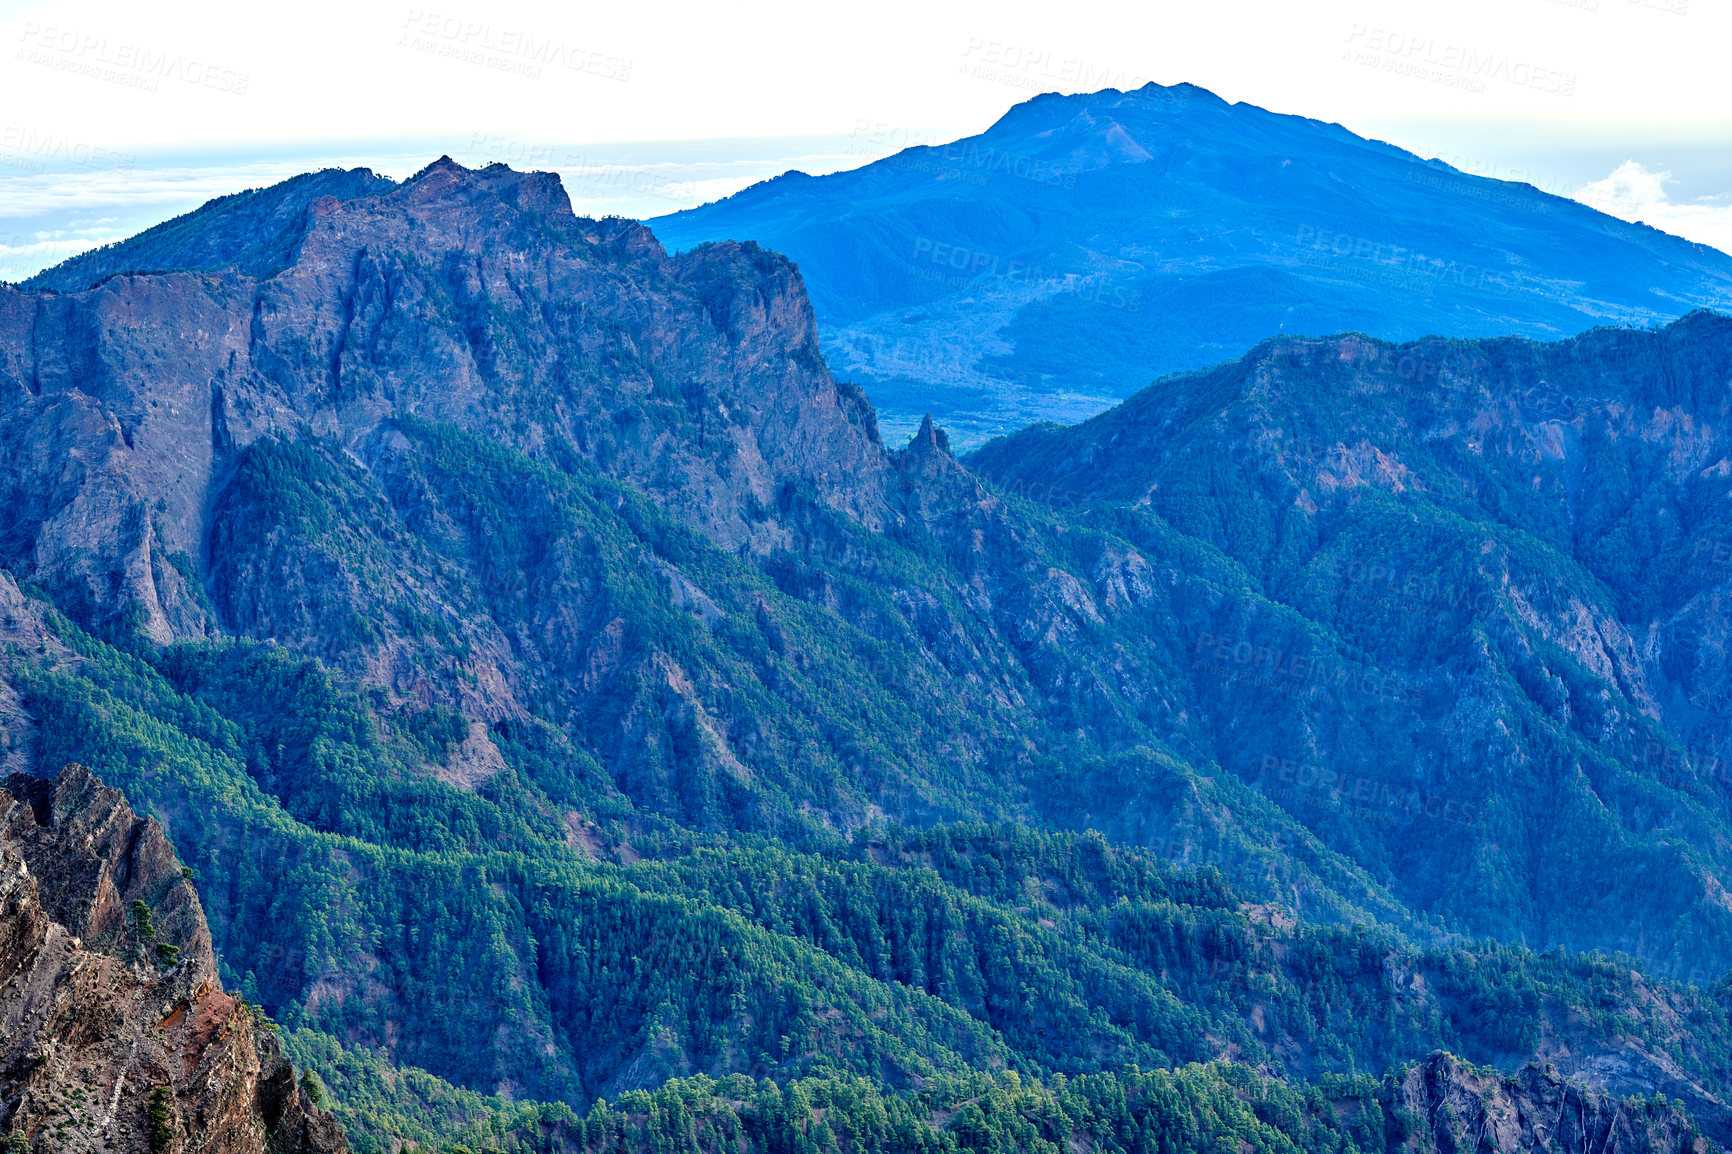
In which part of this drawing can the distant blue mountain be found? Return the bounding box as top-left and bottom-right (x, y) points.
(650, 83), (1732, 445)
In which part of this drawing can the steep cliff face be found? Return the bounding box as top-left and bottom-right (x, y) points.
(0, 763), (345, 1153)
(0, 158), (887, 654)
(1392, 1053), (1712, 1154)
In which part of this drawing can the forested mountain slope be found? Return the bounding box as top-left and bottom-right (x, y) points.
(5, 158), (1732, 1150)
(971, 314), (1732, 978)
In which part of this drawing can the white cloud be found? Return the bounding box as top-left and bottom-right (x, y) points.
(1576, 161), (1732, 257)
(0, 235), (102, 273)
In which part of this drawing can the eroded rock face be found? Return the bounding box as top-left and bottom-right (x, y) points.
(0, 158), (888, 651)
(1392, 1052), (1713, 1154)
(0, 763), (346, 1153)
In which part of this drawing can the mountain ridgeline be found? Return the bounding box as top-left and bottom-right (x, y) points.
(650, 82), (1732, 445)
(2, 155), (1732, 1152)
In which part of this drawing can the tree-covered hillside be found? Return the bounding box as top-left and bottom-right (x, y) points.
(8, 159), (1732, 1150)
(11, 585), (1732, 1148)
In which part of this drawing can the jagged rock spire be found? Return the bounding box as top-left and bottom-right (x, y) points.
(908, 413), (952, 456)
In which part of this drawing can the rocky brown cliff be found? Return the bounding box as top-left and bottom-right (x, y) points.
(0, 763), (345, 1153)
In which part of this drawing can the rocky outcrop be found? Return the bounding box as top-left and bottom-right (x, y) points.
(0, 763), (346, 1152)
(1390, 1052), (1714, 1154)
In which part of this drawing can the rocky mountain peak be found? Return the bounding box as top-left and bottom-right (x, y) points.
(397, 155), (576, 221)
(2, 764), (215, 972)
(652, 82), (1732, 444)
(0, 157), (896, 650)
(908, 413), (953, 456)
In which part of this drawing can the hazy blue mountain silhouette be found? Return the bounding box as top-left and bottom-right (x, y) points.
(650, 82), (1732, 446)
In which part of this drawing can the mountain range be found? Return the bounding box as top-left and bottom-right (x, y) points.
(6, 142), (1732, 1153)
(650, 83), (1732, 445)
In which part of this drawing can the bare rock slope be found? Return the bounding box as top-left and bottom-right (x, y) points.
(0, 763), (345, 1153)
(1397, 1052), (1712, 1154)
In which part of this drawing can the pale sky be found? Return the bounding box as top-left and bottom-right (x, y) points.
(3, 0), (1730, 279)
